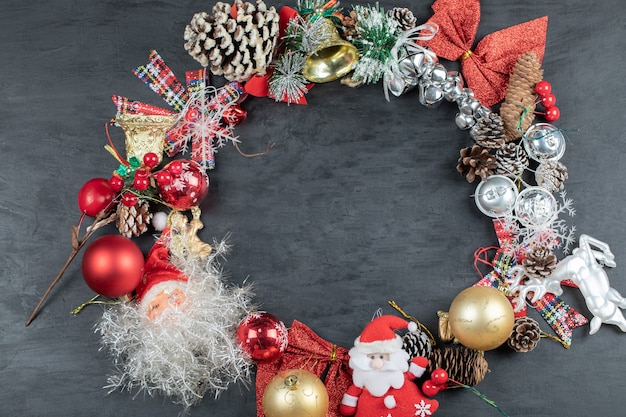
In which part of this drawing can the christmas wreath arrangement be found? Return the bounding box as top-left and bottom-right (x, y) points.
(25, 0), (626, 416)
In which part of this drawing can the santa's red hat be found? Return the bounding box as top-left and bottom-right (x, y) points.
(354, 315), (417, 354)
(134, 229), (188, 305)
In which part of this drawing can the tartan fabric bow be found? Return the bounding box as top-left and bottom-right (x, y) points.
(255, 320), (352, 417)
(420, 0), (548, 106)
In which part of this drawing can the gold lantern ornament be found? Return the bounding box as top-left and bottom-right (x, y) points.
(262, 369), (329, 417)
(301, 18), (359, 83)
(114, 113), (178, 164)
(447, 286), (515, 351)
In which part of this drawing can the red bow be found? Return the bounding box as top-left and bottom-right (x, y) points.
(420, 0), (547, 106)
(255, 320), (352, 417)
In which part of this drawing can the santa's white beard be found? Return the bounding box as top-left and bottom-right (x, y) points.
(96, 240), (254, 409)
(349, 350), (410, 397)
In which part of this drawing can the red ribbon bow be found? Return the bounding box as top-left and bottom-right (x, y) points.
(421, 0), (548, 106)
(255, 320), (352, 417)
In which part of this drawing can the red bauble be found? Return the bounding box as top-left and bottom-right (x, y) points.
(156, 160), (209, 210)
(78, 178), (115, 217)
(236, 312), (288, 362)
(544, 106), (561, 122)
(540, 93), (556, 109)
(81, 235), (144, 298)
(535, 80), (552, 96)
(222, 105), (247, 126)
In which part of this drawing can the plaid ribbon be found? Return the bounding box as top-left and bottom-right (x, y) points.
(132, 50), (188, 111)
(477, 247), (587, 348)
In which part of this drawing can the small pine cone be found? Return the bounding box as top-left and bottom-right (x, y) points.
(507, 316), (541, 352)
(536, 160), (568, 192)
(469, 112), (506, 149)
(341, 10), (358, 39)
(427, 346), (489, 386)
(500, 52), (544, 142)
(456, 144), (497, 183)
(523, 245), (557, 278)
(387, 7), (417, 31)
(116, 201), (152, 238)
(402, 330), (433, 360)
(495, 142), (529, 177)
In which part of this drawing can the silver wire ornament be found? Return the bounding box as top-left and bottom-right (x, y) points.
(523, 123), (567, 161)
(474, 175), (519, 217)
(514, 186), (557, 227)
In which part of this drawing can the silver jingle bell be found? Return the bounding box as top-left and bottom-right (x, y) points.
(443, 71), (464, 102)
(474, 175), (519, 217)
(387, 53), (429, 97)
(430, 63), (448, 83)
(455, 112), (476, 130)
(419, 81), (444, 108)
(514, 186), (557, 227)
(523, 123), (567, 162)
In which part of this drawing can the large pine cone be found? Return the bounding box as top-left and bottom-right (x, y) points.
(495, 142), (529, 178)
(184, 0), (279, 82)
(507, 316), (541, 352)
(469, 112), (506, 149)
(402, 330), (433, 360)
(116, 201), (152, 238)
(427, 346), (489, 386)
(500, 52), (544, 141)
(387, 7), (417, 31)
(456, 144), (497, 183)
(522, 245), (557, 278)
(536, 160), (568, 192)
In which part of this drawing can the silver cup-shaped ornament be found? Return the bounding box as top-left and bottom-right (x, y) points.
(514, 186), (558, 227)
(474, 175), (519, 218)
(523, 123), (566, 162)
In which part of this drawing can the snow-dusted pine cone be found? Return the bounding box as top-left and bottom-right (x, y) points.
(536, 160), (569, 192)
(116, 201), (152, 238)
(387, 7), (417, 31)
(456, 144), (497, 183)
(183, 0), (279, 82)
(523, 245), (557, 278)
(495, 142), (529, 177)
(341, 10), (359, 39)
(469, 112), (506, 149)
(402, 330), (433, 360)
(507, 316), (541, 352)
(427, 346), (489, 386)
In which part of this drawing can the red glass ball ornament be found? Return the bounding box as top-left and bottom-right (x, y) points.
(222, 105), (247, 126)
(109, 175), (125, 192)
(143, 152), (160, 169)
(133, 174), (150, 191)
(540, 93), (556, 109)
(544, 106), (560, 122)
(535, 80), (552, 96)
(236, 312), (288, 362)
(156, 160), (209, 210)
(78, 178), (115, 217)
(121, 192), (138, 207)
(421, 380), (441, 397)
(81, 234), (144, 298)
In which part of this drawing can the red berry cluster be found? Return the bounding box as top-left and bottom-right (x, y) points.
(535, 80), (560, 122)
(108, 152), (161, 207)
(421, 368), (449, 397)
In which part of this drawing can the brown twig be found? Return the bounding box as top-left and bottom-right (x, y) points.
(25, 211), (117, 326)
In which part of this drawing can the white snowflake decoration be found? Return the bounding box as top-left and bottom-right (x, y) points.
(414, 399), (434, 417)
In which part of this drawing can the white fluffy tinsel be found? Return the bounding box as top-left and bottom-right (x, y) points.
(96, 239), (254, 409)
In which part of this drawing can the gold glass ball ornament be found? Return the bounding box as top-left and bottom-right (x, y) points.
(262, 369), (329, 417)
(448, 286), (515, 351)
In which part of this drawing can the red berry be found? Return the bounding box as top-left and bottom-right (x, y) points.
(134, 168), (149, 178)
(431, 369), (449, 386)
(535, 80), (552, 96)
(109, 175), (125, 192)
(421, 380), (441, 397)
(121, 192), (138, 207)
(540, 93), (556, 109)
(167, 160), (183, 176)
(143, 152), (160, 169)
(133, 175), (150, 191)
(155, 170), (173, 186)
(544, 106), (560, 122)
(78, 178), (115, 217)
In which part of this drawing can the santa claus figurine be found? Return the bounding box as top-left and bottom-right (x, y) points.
(339, 315), (447, 417)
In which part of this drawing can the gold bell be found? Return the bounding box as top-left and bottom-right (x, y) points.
(115, 113), (178, 164)
(301, 18), (359, 83)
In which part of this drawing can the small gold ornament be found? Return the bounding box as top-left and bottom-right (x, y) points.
(115, 113), (178, 164)
(262, 369), (329, 417)
(447, 286), (515, 351)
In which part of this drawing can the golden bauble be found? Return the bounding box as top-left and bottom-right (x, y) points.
(448, 286), (515, 351)
(262, 369), (329, 417)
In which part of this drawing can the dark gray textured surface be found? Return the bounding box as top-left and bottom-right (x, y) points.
(1, 0), (625, 416)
